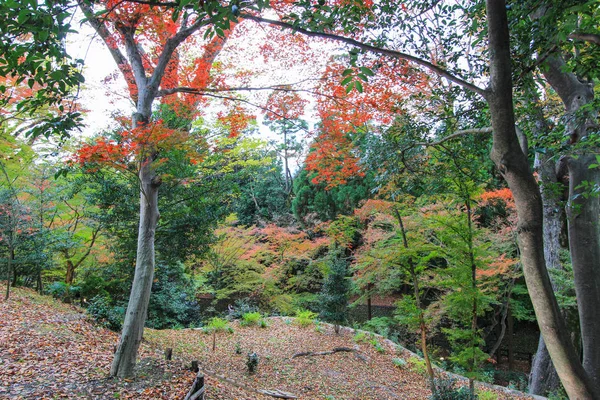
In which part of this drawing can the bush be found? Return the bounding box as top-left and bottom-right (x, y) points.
(240, 312), (262, 326)
(408, 356), (428, 376)
(392, 358), (407, 369)
(429, 377), (473, 400)
(146, 262), (201, 329)
(205, 317), (230, 333)
(86, 295), (125, 331)
(227, 298), (259, 320)
(477, 390), (497, 400)
(294, 309), (317, 327)
(47, 281), (80, 302)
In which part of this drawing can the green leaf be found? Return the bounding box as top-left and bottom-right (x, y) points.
(340, 76), (353, 86)
(355, 81), (363, 93)
(342, 68), (353, 77)
(345, 81), (355, 93)
(359, 66), (375, 77)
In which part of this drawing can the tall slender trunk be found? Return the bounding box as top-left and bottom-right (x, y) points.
(395, 208), (435, 391)
(465, 198), (478, 396)
(110, 158), (160, 378)
(5, 243), (13, 300)
(529, 152), (564, 395)
(541, 53), (600, 395)
(485, 1), (597, 398)
(567, 155), (600, 393)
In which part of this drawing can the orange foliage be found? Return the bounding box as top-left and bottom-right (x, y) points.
(479, 188), (514, 205)
(72, 120), (197, 172)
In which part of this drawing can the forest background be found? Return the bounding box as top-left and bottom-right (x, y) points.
(1, 0), (599, 398)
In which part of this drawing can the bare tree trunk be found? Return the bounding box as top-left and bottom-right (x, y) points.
(5, 244), (12, 300)
(110, 140), (161, 378)
(567, 155), (600, 393)
(529, 152), (564, 395)
(485, 1), (597, 398)
(541, 53), (600, 395)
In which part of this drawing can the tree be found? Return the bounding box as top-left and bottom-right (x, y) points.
(319, 250), (350, 334)
(247, 2), (596, 397)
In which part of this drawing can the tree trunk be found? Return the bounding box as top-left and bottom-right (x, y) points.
(529, 152), (565, 395)
(507, 305), (514, 371)
(567, 155), (600, 393)
(485, 1), (597, 398)
(5, 244), (13, 300)
(65, 259), (75, 285)
(540, 53), (600, 395)
(110, 146), (161, 378)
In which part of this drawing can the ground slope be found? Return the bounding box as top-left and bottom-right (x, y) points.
(1, 288), (539, 399)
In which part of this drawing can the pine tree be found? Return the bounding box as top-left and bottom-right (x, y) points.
(319, 252), (350, 334)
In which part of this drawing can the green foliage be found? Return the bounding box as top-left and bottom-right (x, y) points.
(429, 377), (473, 400)
(392, 358), (407, 369)
(292, 168), (375, 224)
(477, 390), (497, 400)
(86, 295), (125, 331)
(240, 311), (262, 326)
(294, 309), (317, 327)
(353, 331), (368, 343)
(0, 0), (84, 138)
(47, 281), (79, 301)
(361, 317), (394, 339)
(206, 317), (230, 333)
(408, 356), (428, 376)
(146, 263), (201, 329)
(319, 252), (350, 330)
(227, 298), (259, 320)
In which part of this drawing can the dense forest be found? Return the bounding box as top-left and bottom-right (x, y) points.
(1, 0), (599, 399)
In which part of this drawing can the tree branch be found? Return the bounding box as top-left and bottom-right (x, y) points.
(77, 1), (137, 98)
(569, 32), (600, 46)
(242, 14), (487, 97)
(415, 127), (493, 146)
(145, 17), (211, 103)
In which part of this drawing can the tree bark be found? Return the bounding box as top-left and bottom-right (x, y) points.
(485, 1), (597, 398)
(540, 53), (600, 395)
(110, 125), (161, 377)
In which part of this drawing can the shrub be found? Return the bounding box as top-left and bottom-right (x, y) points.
(294, 309), (317, 327)
(240, 312), (262, 326)
(478, 390), (498, 400)
(206, 317), (230, 333)
(408, 356), (428, 376)
(353, 331), (368, 343)
(227, 298), (259, 320)
(392, 358), (407, 369)
(86, 295), (125, 331)
(429, 377), (473, 400)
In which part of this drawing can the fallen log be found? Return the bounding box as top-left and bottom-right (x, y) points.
(291, 346), (358, 359)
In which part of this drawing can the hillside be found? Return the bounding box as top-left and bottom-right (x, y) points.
(1, 289), (539, 399)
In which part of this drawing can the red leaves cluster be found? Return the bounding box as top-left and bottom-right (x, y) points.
(217, 105), (256, 138)
(73, 120), (195, 172)
(265, 90), (308, 121)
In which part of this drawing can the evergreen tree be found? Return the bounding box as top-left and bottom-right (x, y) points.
(319, 251), (350, 334)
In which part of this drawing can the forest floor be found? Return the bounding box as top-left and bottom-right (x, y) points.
(1, 288), (539, 399)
